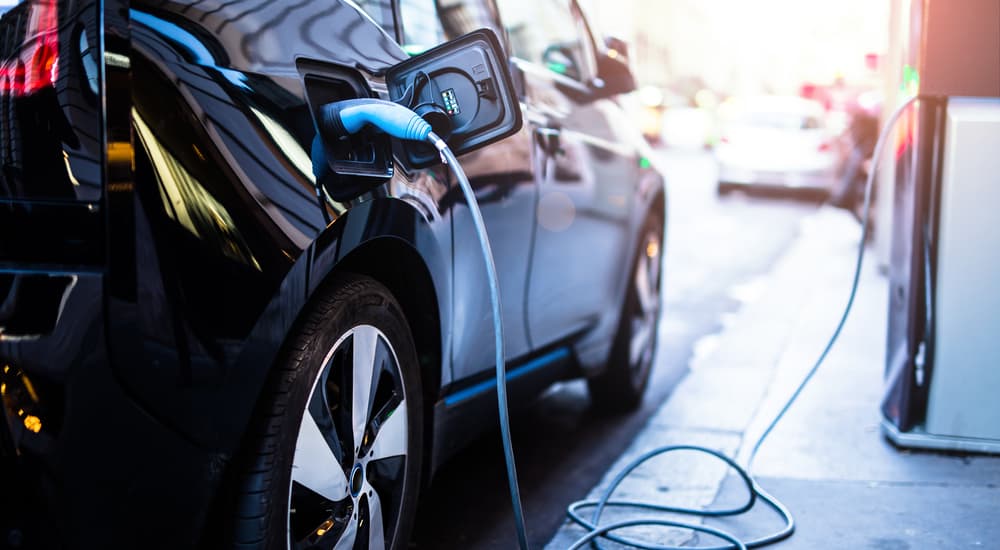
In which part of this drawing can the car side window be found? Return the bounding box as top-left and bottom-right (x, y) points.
(398, 0), (446, 52)
(353, 0), (396, 32)
(493, 0), (594, 82)
(397, 0), (505, 54)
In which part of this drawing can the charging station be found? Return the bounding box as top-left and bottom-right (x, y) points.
(881, 0), (1000, 453)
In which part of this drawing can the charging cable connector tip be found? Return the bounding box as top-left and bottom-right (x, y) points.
(428, 133), (449, 165)
(321, 98), (432, 142)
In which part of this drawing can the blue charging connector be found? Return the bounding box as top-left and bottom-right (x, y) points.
(320, 98), (434, 143)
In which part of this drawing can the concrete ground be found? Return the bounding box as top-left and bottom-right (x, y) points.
(546, 204), (1000, 550)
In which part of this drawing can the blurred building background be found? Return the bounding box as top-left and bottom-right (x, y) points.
(578, 0), (907, 263)
(579, 0), (889, 97)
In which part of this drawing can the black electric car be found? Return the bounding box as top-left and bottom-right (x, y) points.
(0, 0), (666, 548)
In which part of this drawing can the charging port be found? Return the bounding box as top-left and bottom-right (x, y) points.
(386, 29), (522, 168)
(298, 62), (394, 200)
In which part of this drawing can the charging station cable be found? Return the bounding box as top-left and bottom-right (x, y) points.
(322, 94), (917, 550)
(320, 98), (530, 550)
(432, 135), (532, 550)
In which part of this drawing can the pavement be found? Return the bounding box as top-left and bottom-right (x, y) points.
(546, 204), (1000, 550)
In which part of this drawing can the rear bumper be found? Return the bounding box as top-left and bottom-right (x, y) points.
(1, 273), (225, 549)
(718, 165), (836, 190)
(1, 353), (227, 549)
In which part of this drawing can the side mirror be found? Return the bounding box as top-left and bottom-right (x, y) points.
(386, 28), (522, 168)
(542, 43), (583, 81)
(604, 36), (629, 62)
(593, 36), (636, 98)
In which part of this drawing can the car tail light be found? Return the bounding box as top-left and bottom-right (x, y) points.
(1, 0), (59, 97)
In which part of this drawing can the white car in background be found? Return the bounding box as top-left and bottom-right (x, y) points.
(715, 96), (837, 195)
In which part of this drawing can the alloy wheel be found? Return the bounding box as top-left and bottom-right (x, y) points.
(288, 325), (409, 550)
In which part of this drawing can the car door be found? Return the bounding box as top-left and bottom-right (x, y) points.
(493, 0), (639, 356)
(391, 0), (538, 383)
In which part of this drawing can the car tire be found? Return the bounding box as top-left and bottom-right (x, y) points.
(231, 274), (422, 550)
(588, 210), (664, 412)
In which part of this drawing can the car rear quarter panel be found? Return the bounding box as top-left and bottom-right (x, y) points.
(109, 0), (455, 452)
(13, 1), (453, 544)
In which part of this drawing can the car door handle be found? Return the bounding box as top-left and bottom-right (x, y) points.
(534, 126), (562, 156)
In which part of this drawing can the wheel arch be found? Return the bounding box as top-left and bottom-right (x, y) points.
(572, 168), (667, 376)
(635, 172), (667, 296)
(305, 197), (450, 488)
(641, 166), (668, 231)
(627, 167), (667, 298)
(333, 236), (444, 412)
(203, 198), (451, 546)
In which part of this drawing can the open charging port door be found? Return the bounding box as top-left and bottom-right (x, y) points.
(386, 28), (522, 168)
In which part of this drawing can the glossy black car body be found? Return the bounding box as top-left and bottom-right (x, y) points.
(0, 0), (665, 547)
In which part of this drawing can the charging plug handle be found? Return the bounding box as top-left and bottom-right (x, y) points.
(320, 98), (433, 142)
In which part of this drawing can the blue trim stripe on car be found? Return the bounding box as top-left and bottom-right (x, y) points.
(443, 347), (571, 407)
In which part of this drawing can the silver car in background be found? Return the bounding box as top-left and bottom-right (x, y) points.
(715, 96), (837, 195)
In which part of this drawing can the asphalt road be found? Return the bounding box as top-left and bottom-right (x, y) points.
(410, 149), (823, 549)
